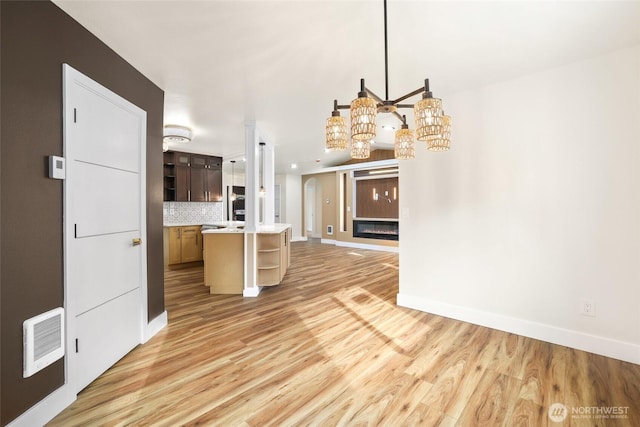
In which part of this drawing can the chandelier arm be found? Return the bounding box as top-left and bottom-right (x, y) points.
(395, 104), (415, 109)
(364, 87), (385, 104)
(391, 111), (405, 123)
(392, 87), (425, 104)
(335, 104), (351, 110)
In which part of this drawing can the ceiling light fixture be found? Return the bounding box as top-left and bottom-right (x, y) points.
(325, 0), (451, 160)
(163, 125), (193, 143)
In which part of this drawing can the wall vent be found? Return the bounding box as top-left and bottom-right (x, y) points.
(23, 307), (65, 378)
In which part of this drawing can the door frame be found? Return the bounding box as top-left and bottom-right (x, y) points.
(62, 63), (148, 394)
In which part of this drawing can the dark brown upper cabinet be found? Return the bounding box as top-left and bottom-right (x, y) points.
(163, 151), (223, 202)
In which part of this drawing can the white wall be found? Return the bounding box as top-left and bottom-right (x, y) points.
(398, 45), (640, 364)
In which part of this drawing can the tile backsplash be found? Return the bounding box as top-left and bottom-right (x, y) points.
(163, 202), (223, 225)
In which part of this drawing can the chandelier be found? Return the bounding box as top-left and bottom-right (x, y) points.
(325, 0), (451, 160)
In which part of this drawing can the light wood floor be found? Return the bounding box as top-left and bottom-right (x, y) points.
(49, 239), (640, 426)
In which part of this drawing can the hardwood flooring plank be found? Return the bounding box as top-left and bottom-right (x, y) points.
(455, 369), (522, 426)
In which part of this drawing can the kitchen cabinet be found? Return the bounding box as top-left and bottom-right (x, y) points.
(257, 228), (290, 286)
(164, 226), (203, 265)
(203, 232), (244, 294)
(206, 156), (223, 202)
(163, 151), (222, 202)
(189, 154), (207, 202)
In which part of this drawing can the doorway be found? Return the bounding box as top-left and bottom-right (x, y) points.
(304, 178), (322, 238)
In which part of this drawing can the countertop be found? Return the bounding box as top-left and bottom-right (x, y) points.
(201, 223), (291, 234)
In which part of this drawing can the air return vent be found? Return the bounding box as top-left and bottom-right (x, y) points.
(23, 307), (65, 378)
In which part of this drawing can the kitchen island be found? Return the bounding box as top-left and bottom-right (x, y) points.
(202, 223), (291, 295)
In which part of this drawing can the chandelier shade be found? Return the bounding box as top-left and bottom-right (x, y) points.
(394, 118), (415, 160)
(324, 0), (452, 160)
(350, 95), (377, 141)
(428, 114), (451, 151)
(414, 97), (443, 141)
(350, 139), (371, 159)
(325, 105), (348, 151)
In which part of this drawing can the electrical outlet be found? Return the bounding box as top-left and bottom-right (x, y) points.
(580, 298), (596, 317)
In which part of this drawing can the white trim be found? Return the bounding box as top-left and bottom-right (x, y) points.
(143, 311), (168, 343)
(311, 233), (322, 239)
(334, 240), (399, 253)
(291, 236), (307, 242)
(6, 384), (75, 427)
(304, 158), (398, 175)
(397, 293), (640, 365)
(320, 239), (336, 245)
(243, 286), (262, 297)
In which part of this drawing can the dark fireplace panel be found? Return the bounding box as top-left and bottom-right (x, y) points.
(353, 220), (399, 241)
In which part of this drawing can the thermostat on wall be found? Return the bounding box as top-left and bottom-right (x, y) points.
(49, 156), (66, 179)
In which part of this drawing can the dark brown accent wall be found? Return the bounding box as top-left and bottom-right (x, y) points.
(0, 1), (164, 425)
(355, 177), (399, 219)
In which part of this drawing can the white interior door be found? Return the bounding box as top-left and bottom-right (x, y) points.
(63, 64), (147, 393)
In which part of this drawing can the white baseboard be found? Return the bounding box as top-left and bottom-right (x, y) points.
(335, 240), (399, 253)
(143, 310), (168, 343)
(243, 286), (261, 297)
(7, 383), (76, 427)
(396, 293), (640, 365)
(291, 236), (307, 242)
(320, 239), (336, 245)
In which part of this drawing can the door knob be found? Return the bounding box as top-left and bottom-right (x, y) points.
(132, 238), (142, 246)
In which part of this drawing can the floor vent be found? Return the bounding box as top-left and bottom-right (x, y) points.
(23, 307), (65, 378)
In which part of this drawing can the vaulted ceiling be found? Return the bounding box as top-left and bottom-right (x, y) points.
(53, 0), (640, 174)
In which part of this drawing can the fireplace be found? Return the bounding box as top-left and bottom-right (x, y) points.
(353, 220), (399, 241)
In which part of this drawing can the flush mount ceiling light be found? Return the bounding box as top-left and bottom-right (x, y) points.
(325, 0), (451, 160)
(163, 125), (193, 143)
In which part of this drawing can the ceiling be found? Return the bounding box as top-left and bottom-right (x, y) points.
(53, 0), (640, 175)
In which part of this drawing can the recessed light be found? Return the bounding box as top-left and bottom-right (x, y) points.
(382, 125), (396, 131)
(370, 140), (376, 144)
(291, 163), (297, 169)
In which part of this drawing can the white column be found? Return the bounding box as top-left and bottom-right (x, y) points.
(263, 143), (275, 225)
(244, 122), (259, 232)
(243, 122), (260, 296)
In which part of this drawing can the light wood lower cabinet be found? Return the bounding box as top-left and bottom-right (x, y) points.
(203, 232), (244, 294)
(257, 228), (290, 286)
(164, 226), (203, 266)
